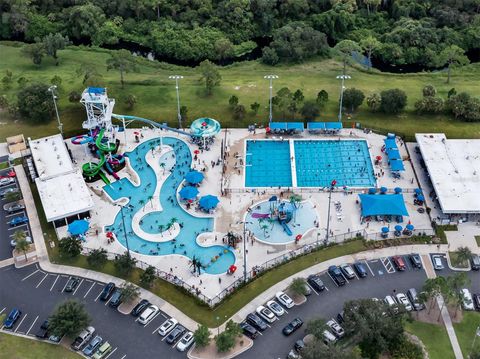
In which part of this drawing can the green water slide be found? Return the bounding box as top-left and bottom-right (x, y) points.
(82, 151), (110, 185)
(95, 128), (117, 152)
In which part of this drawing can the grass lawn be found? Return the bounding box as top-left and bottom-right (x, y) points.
(405, 320), (455, 359)
(0, 332), (81, 359)
(475, 236), (480, 247)
(448, 252), (470, 269)
(1, 42), (480, 140)
(453, 311), (480, 358)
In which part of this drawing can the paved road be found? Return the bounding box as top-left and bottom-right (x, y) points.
(429, 253), (480, 292)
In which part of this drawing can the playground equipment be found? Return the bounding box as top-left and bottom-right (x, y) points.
(252, 200), (295, 236)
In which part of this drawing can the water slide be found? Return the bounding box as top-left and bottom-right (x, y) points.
(95, 128), (117, 152)
(82, 150), (110, 185)
(281, 221), (293, 236)
(111, 114), (195, 137)
(252, 213), (270, 219)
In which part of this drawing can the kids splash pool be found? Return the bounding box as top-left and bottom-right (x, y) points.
(102, 137), (235, 274)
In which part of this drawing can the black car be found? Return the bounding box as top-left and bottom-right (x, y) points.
(246, 313), (267, 331)
(165, 325), (185, 345)
(282, 317), (303, 336)
(307, 275), (325, 291)
(131, 299), (150, 316)
(328, 266), (346, 286)
(35, 320), (49, 339)
(100, 282), (116, 301)
(109, 289), (123, 308)
(64, 277), (80, 292)
(353, 262), (368, 278)
(409, 254), (422, 269)
(473, 294), (480, 310)
(240, 321), (258, 339)
(294, 339), (305, 352)
(471, 255), (480, 271)
(336, 311), (344, 324)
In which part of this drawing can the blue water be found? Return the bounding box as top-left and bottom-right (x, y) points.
(245, 140), (292, 187)
(103, 137), (235, 274)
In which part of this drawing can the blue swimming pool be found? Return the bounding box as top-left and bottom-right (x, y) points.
(103, 137), (235, 274)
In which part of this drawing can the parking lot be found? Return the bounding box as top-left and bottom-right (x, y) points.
(429, 253), (480, 293)
(0, 264), (187, 358)
(0, 167), (31, 261)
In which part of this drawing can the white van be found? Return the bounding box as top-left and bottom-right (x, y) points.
(138, 305), (159, 325)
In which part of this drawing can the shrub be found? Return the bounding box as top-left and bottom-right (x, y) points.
(380, 89), (407, 114)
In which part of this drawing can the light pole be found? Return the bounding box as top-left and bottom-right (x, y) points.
(264, 75), (278, 122)
(169, 75), (184, 129)
(325, 180), (337, 244)
(336, 74), (351, 122)
(470, 325), (480, 357)
(237, 220), (253, 283)
(48, 85), (63, 137)
(116, 204), (131, 258)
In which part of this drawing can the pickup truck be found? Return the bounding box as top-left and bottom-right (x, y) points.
(35, 320), (49, 339)
(71, 326), (95, 350)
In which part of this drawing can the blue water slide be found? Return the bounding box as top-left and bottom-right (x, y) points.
(281, 221), (293, 236)
(111, 114), (196, 137)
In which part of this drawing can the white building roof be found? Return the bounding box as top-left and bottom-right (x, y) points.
(416, 133), (480, 214)
(29, 134), (74, 180)
(35, 170), (94, 222)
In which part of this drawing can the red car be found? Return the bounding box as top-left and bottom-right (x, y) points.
(0, 170), (16, 179)
(392, 256), (406, 271)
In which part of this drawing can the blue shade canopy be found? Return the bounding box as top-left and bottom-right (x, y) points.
(394, 187), (402, 194)
(359, 194), (409, 217)
(394, 225), (403, 231)
(382, 227), (389, 233)
(417, 195), (425, 201)
(68, 219), (89, 235)
(185, 170), (204, 184)
(325, 122), (343, 129)
(269, 122), (288, 130)
(199, 195), (220, 210)
(414, 188), (422, 194)
(384, 138), (397, 149)
(368, 188), (377, 194)
(307, 122), (325, 130)
(286, 122), (304, 131)
(269, 196), (278, 202)
(380, 186), (388, 193)
(179, 186), (199, 200)
(386, 148), (401, 159)
(390, 159), (405, 171)
(406, 224), (414, 230)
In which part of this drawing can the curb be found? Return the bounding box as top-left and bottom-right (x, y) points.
(187, 336), (253, 359)
(445, 253), (471, 272)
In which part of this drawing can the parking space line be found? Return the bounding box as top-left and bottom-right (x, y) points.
(50, 275), (60, 291)
(14, 313), (28, 332)
(364, 260), (375, 277)
(381, 257), (395, 274)
(144, 312), (162, 328)
(85, 279), (93, 284)
(120, 355), (126, 359)
(104, 347), (117, 359)
(72, 279), (84, 295)
(84, 282), (96, 298)
(61, 277), (71, 292)
(35, 273), (49, 288)
(8, 224), (27, 231)
(324, 286), (329, 292)
(161, 334), (169, 341)
(306, 282), (319, 296)
(0, 308), (5, 315)
(342, 273), (349, 284)
(283, 308), (289, 314)
(26, 315), (39, 335)
(404, 256), (412, 270)
(326, 272), (339, 287)
(5, 211), (25, 218)
(104, 296), (113, 306)
(94, 288), (104, 302)
(152, 324), (162, 334)
(60, 275), (69, 278)
(160, 312), (168, 319)
(21, 269), (39, 281)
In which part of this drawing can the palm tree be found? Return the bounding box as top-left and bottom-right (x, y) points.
(267, 217), (275, 230)
(158, 224), (165, 237)
(261, 223), (269, 237)
(14, 230), (30, 261)
(169, 217), (178, 234)
(147, 195), (153, 208)
(422, 277), (446, 314)
(455, 246), (472, 267)
(139, 199), (146, 211)
(160, 162), (166, 174)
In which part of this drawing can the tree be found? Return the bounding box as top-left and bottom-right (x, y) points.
(0, 95), (8, 109)
(106, 49), (137, 89)
(69, 91), (81, 103)
(422, 277), (447, 314)
(293, 89), (305, 105)
(214, 38), (234, 60)
(301, 101), (320, 120)
(4, 190), (22, 203)
(334, 40), (361, 75)
(455, 246), (472, 266)
(261, 47), (279, 65)
(21, 43), (46, 65)
(343, 88), (365, 112)
(367, 93), (382, 112)
(422, 85), (437, 97)
(316, 90), (329, 109)
(140, 265), (156, 288)
(216, 320), (242, 352)
(120, 282), (140, 303)
(306, 318), (327, 340)
(62, 4), (106, 41)
(2, 70), (13, 90)
(17, 83), (55, 123)
(380, 89), (407, 114)
(414, 97), (444, 114)
(49, 300), (90, 337)
(250, 102), (260, 115)
(58, 236), (83, 258)
(77, 64), (103, 87)
(303, 340), (355, 359)
(360, 36), (381, 71)
(233, 104), (246, 121)
(114, 251), (137, 277)
(229, 95), (239, 108)
(13, 230), (30, 261)
(437, 45), (469, 84)
(194, 324), (211, 348)
(273, 87), (292, 119)
(446, 93), (480, 122)
(198, 60), (221, 95)
(125, 94), (137, 110)
(42, 33), (70, 65)
(289, 277), (308, 296)
(86, 248), (108, 268)
(180, 105), (188, 122)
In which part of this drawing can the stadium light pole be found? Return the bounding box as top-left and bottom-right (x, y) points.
(325, 180), (337, 244)
(48, 85), (63, 137)
(169, 75), (184, 129)
(237, 220), (253, 283)
(264, 75), (278, 122)
(115, 204), (131, 259)
(336, 74), (351, 122)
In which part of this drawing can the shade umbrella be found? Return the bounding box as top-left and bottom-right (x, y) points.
(380, 186), (388, 194)
(368, 188), (377, 194)
(394, 225), (403, 232)
(199, 195), (220, 210)
(68, 219), (89, 236)
(179, 186), (199, 200)
(394, 187), (402, 194)
(269, 196), (277, 202)
(406, 224), (414, 231)
(417, 195), (425, 202)
(193, 149), (200, 155)
(381, 227), (389, 233)
(185, 170), (204, 185)
(414, 188), (422, 195)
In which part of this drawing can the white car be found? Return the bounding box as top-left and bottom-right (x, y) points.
(138, 305), (159, 325)
(461, 289), (475, 311)
(322, 330), (337, 344)
(432, 255), (444, 270)
(395, 293), (413, 311)
(275, 291), (294, 308)
(256, 305), (276, 323)
(10, 236), (32, 248)
(384, 295), (398, 313)
(176, 331), (194, 352)
(158, 318), (178, 336)
(266, 300), (285, 316)
(0, 178), (14, 187)
(326, 319), (345, 338)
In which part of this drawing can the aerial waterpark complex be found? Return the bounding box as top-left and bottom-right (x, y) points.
(26, 86), (437, 301)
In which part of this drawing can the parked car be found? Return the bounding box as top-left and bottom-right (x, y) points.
(353, 262), (368, 278)
(0, 177), (14, 187)
(64, 276), (80, 292)
(340, 264), (356, 279)
(176, 331), (195, 351)
(473, 294), (480, 311)
(328, 265), (346, 286)
(392, 256), (406, 271)
(287, 349), (301, 359)
(166, 324), (186, 345)
(240, 322), (258, 339)
(158, 318), (178, 336)
(326, 319), (345, 338)
(138, 305), (159, 325)
(10, 235), (32, 248)
(82, 335), (103, 357)
(307, 274), (325, 291)
(282, 317), (303, 336)
(92, 341), (112, 359)
(407, 288), (425, 311)
(384, 295), (398, 313)
(99, 282), (115, 301)
(409, 253), (422, 269)
(266, 300), (285, 316)
(8, 216), (28, 227)
(131, 299), (150, 317)
(323, 330), (337, 344)
(5, 202), (25, 214)
(48, 334), (63, 343)
(336, 311), (344, 324)
(71, 326), (95, 350)
(303, 283), (312, 296)
(395, 293), (413, 311)
(108, 288), (123, 308)
(471, 254), (480, 271)
(35, 320), (49, 339)
(3, 308), (21, 329)
(246, 313), (267, 331)
(256, 305), (276, 323)
(461, 289), (475, 311)
(294, 339), (305, 352)
(1, 188), (19, 198)
(432, 255), (444, 270)
(275, 291), (294, 308)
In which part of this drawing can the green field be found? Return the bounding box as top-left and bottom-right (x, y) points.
(405, 320), (455, 359)
(1, 42), (480, 140)
(453, 311), (480, 358)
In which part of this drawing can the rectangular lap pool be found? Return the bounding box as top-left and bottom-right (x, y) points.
(245, 139), (376, 188)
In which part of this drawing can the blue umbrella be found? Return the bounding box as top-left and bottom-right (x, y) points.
(406, 224), (414, 231)
(199, 195), (220, 210)
(368, 188), (377, 194)
(380, 186), (388, 193)
(394, 187), (402, 194)
(179, 186), (199, 200)
(68, 219), (89, 235)
(417, 195), (425, 202)
(269, 196), (277, 202)
(414, 188), (422, 195)
(394, 225), (403, 231)
(185, 170), (204, 185)
(381, 227), (389, 233)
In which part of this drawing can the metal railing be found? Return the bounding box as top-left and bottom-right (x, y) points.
(224, 187), (419, 194)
